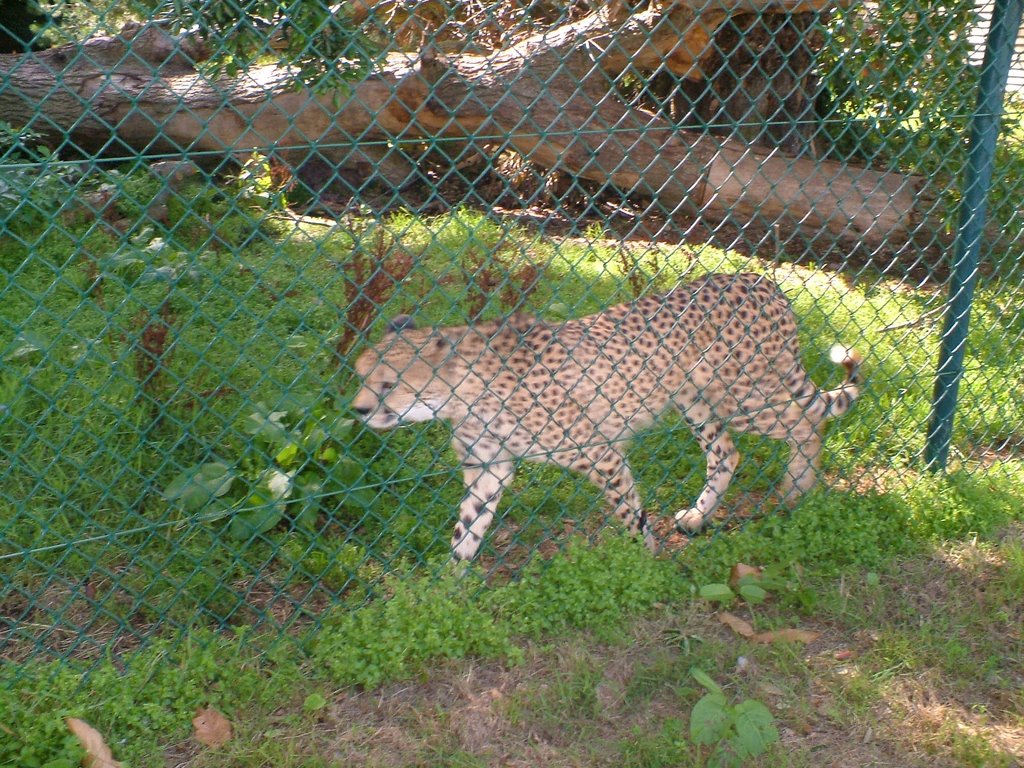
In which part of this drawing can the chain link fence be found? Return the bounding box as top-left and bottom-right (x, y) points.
(1, 0), (1023, 671)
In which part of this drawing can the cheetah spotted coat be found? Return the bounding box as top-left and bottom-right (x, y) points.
(353, 272), (860, 561)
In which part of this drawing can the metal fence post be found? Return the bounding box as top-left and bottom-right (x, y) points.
(924, 0), (1024, 470)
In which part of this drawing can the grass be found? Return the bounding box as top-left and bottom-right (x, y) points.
(4, 521), (1024, 767)
(0, 137), (1023, 765)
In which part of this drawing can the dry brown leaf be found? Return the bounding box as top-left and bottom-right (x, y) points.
(192, 707), (233, 748)
(729, 563), (763, 588)
(752, 628), (821, 644)
(65, 717), (122, 768)
(834, 649), (855, 661)
(718, 611), (755, 638)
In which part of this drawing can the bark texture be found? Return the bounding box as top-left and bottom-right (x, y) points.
(0, 7), (934, 244)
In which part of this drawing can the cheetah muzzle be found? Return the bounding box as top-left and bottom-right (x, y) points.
(352, 273), (861, 562)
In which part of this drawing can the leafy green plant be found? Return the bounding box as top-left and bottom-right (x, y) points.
(162, 0), (379, 89)
(0, 121), (68, 233)
(698, 579), (762, 607)
(233, 152), (292, 210)
(697, 564), (793, 608)
(819, 0), (980, 169)
(163, 396), (375, 540)
(687, 490), (917, 582)
(688, 668), (779, 767)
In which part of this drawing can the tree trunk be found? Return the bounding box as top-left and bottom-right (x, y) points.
(692, 12), (824, 156)
(0, 7), (933, 245)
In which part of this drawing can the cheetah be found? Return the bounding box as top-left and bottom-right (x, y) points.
(352, 272), (861, 561)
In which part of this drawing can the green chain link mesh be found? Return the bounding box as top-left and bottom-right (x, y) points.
(1, 0), (1022, 673)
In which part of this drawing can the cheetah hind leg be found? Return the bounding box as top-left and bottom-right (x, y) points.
(777, 420), (823, 506)
(575, 450), (656, 551)
(774, 346), (861, 506)
(674, 421), (739, 534)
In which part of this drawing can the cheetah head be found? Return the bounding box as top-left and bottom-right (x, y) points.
(352, 316), (455, 429)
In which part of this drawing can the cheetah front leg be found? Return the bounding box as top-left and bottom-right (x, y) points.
(451, 461), (515, 561)
(675, 419), (739, 534)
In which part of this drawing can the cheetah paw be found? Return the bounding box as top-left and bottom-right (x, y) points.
(674, 508), (706, 534)
(451, 528), (485, 562)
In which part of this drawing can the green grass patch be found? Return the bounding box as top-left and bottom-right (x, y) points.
(5, 474), (1024, 765)
(3, 535), (681, 765)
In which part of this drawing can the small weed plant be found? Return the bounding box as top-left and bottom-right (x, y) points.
(688, 668), (779, 767)
(698, 562), (821, 616)
(0, 122), (63, 231)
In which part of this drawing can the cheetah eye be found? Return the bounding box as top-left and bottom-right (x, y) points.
(379, 381), (395, 393)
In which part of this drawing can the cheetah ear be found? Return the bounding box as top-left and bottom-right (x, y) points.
(386, 315), (417, 334)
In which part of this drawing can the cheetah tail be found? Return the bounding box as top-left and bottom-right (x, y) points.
(829, 345), (862, 385)
(815, 345), (862, 421)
